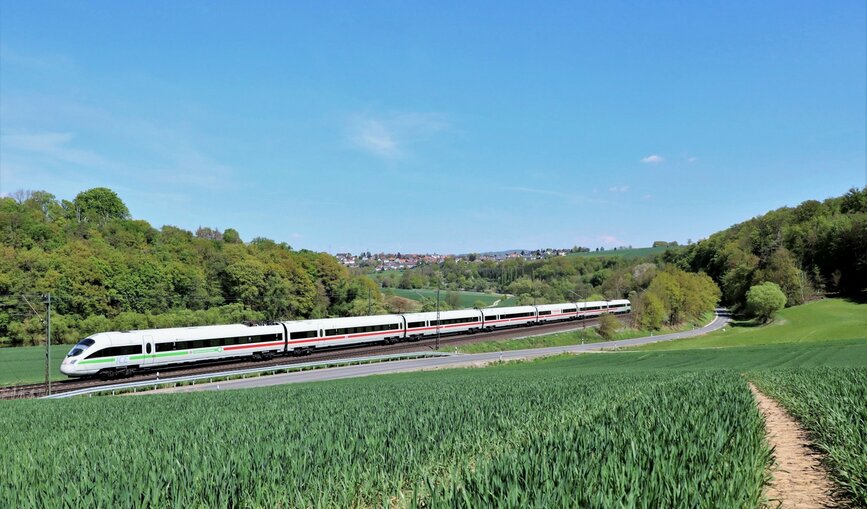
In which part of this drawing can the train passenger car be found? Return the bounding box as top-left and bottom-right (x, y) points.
(402, 309), (484, 339)
(61, 323), (286, 378)
(284, 314), (406, 352)
(577, 301), (610, 319)
(535, 303), (578, 323)
(606, 299), (632, 314)
(482, 305), (538, 330)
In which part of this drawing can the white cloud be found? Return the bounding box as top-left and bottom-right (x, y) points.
(352, 118), (398, 158)
(504, 186), (574, 199)
(641, 154), (664, 164)
(1, 130), (110, 168)
(608, 186), (630, 193)
(348, 111), (449, 159)
(599, 235), (621, 246)
(687, 156), (698, 163)
(0, 46), (75, 73)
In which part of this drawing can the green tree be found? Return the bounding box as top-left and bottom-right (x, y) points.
(746, 282), (787, 323)
(73, 188), (130, 223)
(597, 313), (620, 339)
(223, 228), (242, 243)
(637, 293), (665, 330)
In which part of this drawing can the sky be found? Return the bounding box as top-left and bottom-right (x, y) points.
(1, 1), (865, 254)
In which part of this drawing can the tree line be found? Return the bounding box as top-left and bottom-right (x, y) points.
(0, 188), (381, 345)
(670, 187), (866, 311)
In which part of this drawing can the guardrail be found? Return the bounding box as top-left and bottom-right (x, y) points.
(43, 351), (454, 399)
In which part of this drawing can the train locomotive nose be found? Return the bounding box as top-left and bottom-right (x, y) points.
(60, 357), (76, 375)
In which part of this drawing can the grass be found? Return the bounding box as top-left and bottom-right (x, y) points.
(637, 299), (867, 351)
(456, 327), (604, 353)
(2, 359), (773, 508)
(559, 338), (867, 371)
(456, 312), (713, 354)
(2, 336), (865, 506)
(750, 368), (867, 505)
(383, 288), (517, 308)
(0, 344), (67, 386)
(567, 246), (681, 258)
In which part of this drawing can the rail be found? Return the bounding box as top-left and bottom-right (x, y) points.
(43, 351), (453, 399)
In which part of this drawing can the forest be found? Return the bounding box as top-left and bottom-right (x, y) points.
(673, 187), (867, 310)
(0, 188), (381, 345)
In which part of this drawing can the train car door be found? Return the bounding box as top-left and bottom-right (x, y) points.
(142, 335), (155, 366)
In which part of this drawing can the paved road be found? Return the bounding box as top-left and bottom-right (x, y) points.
(158, 310), (731, 394)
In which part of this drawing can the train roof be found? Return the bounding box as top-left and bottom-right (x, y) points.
(89, 322), (284, 344)
(482, 305), (536, 315)
(282, 314), (405, 330)
(534, 303), (578, 311)
(402, 309), (483, 321)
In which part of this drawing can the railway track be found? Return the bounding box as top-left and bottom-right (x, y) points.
(0, 316), (609, 400)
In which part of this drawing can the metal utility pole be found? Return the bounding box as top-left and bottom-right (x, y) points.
(44, 294), (52, 396)
(435, 281), (441, 350)
(531, 269), (536, 306)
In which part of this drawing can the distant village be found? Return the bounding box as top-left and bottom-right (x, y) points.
(334, 246), (638, 271)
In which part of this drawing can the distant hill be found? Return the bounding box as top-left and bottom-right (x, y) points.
(568, 246), (682, 259)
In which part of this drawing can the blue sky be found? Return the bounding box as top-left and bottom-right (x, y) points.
(1, 1), (865, 254)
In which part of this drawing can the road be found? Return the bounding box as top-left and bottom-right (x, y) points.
(154, 310), (731, 394)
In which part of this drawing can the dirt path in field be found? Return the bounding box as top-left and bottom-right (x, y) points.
(749, 383), (841, 508)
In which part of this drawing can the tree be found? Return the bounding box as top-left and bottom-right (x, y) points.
(746, 282), (787, 323)
(223, 228), (242, 243)
(73, 188), (130, 223)
(637, 293), (665, 330)
(597, 313), (620, 339)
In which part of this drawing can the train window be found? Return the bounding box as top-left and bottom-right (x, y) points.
(539, 311), (552, 316)
(290, 330), (317, 340)
(66, 338), (96, 357)
(121, 345), (140, 355)
(408, 321), (425, 328)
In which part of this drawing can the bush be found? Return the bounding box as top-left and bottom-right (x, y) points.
(746, 282), (787, 323)
(597, 313), (620, 339)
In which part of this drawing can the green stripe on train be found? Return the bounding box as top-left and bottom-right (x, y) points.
(81, 347), (225, 365)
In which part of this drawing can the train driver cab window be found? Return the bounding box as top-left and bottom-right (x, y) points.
(66, 338), (96, 357)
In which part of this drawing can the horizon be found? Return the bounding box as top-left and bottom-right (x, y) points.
(2, 2), (865, 253)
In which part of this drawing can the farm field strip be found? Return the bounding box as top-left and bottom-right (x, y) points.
(1, 360), (771, 508)
(749, 368), (867, 506)
(382, 288), (519, 308)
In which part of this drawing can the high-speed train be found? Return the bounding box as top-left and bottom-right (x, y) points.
(61, 299), (631, 378)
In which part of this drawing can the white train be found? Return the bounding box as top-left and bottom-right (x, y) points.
(61, 299), (631, 378)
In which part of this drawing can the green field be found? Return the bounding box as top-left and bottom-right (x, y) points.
(750, 368), (867, 505)
(2, 335), (866, 507)
(0, 344), (67, 386)
(384, 288), (518, 308)
(638, 299), (867, 351)
(457, 312), (713, 354)
(2, 298), (866, 506)
(568, 245), (681, 258)
(1, 361), (771, 508)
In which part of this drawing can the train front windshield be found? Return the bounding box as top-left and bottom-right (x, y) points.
(67, 338), (96, 357)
